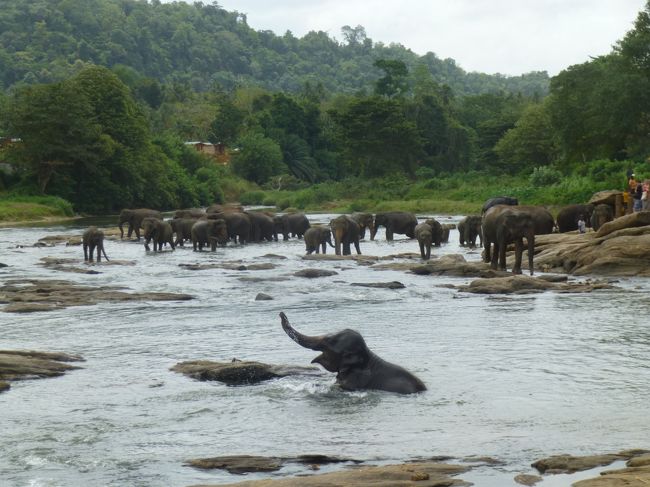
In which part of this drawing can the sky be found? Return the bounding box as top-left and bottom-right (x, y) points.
(213, 0), (647, 76)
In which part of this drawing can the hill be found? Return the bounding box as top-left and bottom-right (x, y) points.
(0, 0), (548, 96)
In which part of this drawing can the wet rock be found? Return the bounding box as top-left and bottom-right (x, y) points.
(374, 254), (499, 278)
(255, 293), (273, 301)
(514, 474), (542, 486)
(534, 217), (650, 276)
(0, 262), (8, 268)
(573, 465), (650, 486)
(293, 268), (338, 278)
(626, 453), (650, 467)
(302, 255), (380, 264)
(350, 281), (405, 289)
(39, 257), (135, 275)
(171, 359), (321, 385)
(188, 455), (283, 474)
(292, 455), (361, 465)
(260, 254), (287, 260)
(457, 275), (615, 295)
(588, 190), (623, 207)
(188, 461), (471, 487)
(180, 262), (277, 271)
(532, 453), (625, 474)
(0, 350), (84, 389)
(0, 279), (193, 313)
(238, 276), (291, 283)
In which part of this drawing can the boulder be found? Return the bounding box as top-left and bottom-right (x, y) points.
(514, 474), (542, 486)
(588, 190), (623, 206)
(171, 359), (321, 385)
(255, 293), (273, 301)
(595, 211), (650, 237)
(0, 381), (10, 393)
(187, 461), (471, 487)
(532, 453), (626, 474)
(187, 454), (361, 475)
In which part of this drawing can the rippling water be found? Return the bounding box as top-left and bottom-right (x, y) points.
(1, 213), (649, 487)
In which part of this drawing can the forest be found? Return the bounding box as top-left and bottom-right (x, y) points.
(0, 0), (649, 216)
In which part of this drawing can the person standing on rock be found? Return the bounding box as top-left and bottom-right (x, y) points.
(633, 181), (644, 212)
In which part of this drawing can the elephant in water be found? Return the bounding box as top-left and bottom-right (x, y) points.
(458, 215), (482, 248)
(118, 208), (161, 240)
(304, 226), (334, 255)
(482, 206), (535, 275)
(414, 222), (433, 260)
(279, 312), (426, 394)
(142, 218), (175, 252)
(556, 204), (594, 233)
(191, 219), (228, 251)
(82, 226), (109, 262)
(371, 211), (418, 241)
(330, 215), (361, 255)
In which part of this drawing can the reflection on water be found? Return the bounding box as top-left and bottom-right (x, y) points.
(1, 213), (649, 486)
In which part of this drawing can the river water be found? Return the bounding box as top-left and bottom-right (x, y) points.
(1, 213), (648, 487)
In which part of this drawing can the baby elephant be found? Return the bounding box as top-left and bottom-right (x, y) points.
(304, 226), (334, 255)
(280, 312), (426, 394)
(191, 219), (228, 251)
(414, 222), (433, 260)
(82, 226), (109, 262)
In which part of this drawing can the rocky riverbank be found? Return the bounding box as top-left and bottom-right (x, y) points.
(0, 350), (84, 393)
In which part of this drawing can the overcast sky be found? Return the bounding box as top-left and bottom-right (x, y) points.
(214, 0), (646, 75)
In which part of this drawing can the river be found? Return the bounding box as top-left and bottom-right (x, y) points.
(1, 213), (648, 487)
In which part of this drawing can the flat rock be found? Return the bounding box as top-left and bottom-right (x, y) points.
(188, 461), (471, 487)
(573, 465), (650, 486)
(0, 279), (193, 313)
(514, 474), (542, 486)
(187, 454), (362, 475)
(180, 262), (277, 271)
(302, 255), (380, 263)
(457, 275), (615, 295)
(255, 293), (273, 300)
(350, 281), (405, 289)
(171, 359), (321, 385)
(0, 350), (84, 389)
(39, 257), (135, 275)
(375, 254), (502, 278)
(293, 269), (338, 278)
(532, 454), (625, 474)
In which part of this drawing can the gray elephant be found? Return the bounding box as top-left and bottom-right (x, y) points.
(350, 212), (375, 240)
(275, 213), (311, 240)
(591, 204), (614, 231)
(174, 208), (205, 219)
(414, 222), (433, 260)
(440, 223), (455, 243)
(245, 211), (276, 242)
(191, 219), (228, 251)
(330, 215), (361, 255)
(142, 218), (175, 252)
(423, 218), (443, 247)
(458, 215), (483, 248)
(118, 208), (161, 240)
(169, 218), (198, 246)
(280, 312), (426, 394)
(482, 206), (535, 275)
(304, 226), (335, 255)
(371, 211), (418, 241)
(82, 226), (109, 262)
(556, 204), (594, 232)
(209, 212), (251, 244)
(481, 196), (518, 215)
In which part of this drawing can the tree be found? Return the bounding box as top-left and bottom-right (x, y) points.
(209, 97), (245, 145)
(332, 96), (422, 177)
(374, 59), (409, 98)
(231, 132), (286, 184)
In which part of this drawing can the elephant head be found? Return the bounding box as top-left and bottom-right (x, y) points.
(280, 312), (426, 394)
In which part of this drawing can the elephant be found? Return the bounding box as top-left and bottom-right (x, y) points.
(482, 206), (535, 275)
(279, 312), (426, 394)
(191, 219), (228, 251)
(245, 211), (276, 242)
(423, 218), (443, 247)
(350, 212), (374, 240)
(208, 212), (251, 244)
(169, 218), (198, 246)
(142, 217), (175, 252)
(118, 208), (161, 240)
(82, 226), (109, 262)
(440, 223), (455, 243)
(556, 204), (594, 232)
(414, 222), (433, 260)
(304, 226), (335, 255)
(481, 196), (518, 215)
(174, 208), (205, 219)
(370, 211), (418, 241)
(330, 215), (361, 255)
(274, 213), (311, 240)
(458, 215), (483, 248)
(591, 204), (614, 231)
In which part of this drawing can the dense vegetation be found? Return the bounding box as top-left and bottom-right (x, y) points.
(1, 0), (650, 220)
(0, 0), (548, 96)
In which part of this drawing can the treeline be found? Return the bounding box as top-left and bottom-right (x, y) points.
(0, 0), (548, 97)
(1, 1), (650, 216)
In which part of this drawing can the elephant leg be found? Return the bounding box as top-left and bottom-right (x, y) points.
(353, 240), (361, 255)
(83, 245), (89, 261)
(490, 243), (499, 270)
(419, 242), (425, 259)
(343, 240), (351, 255)
(498, 240), (507, 271)
(127, 223), (134, 239)
(134, 226), (141, 241)
(96, 244), (102, 262)
(386, 228), (393, 241)
(513, 239), (523, 274)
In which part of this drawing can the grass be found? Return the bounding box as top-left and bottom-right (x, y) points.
(0, 195), (74, 222)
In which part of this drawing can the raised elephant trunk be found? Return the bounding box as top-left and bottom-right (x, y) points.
(280, 312), (325, 351)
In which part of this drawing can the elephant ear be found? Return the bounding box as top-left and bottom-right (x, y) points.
(339, 350), (366, 375)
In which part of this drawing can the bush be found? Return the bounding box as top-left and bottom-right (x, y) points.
(529, 166), (563, 186)
(239, 190), (267, 205)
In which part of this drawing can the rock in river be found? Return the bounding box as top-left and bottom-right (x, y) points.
(0, 350), (84, 393)
(171, 359), (320, 385)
